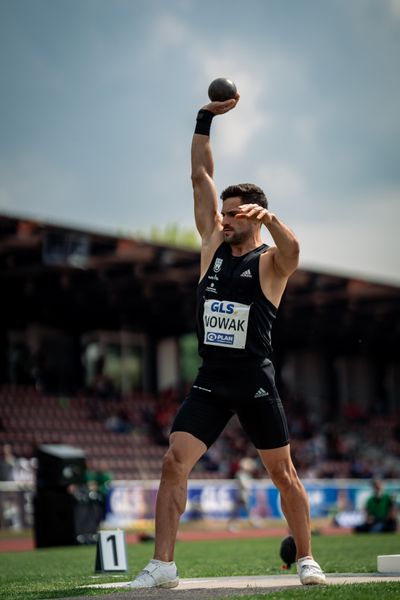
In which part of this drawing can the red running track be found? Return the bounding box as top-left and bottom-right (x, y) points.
(0, 526), (350, 553)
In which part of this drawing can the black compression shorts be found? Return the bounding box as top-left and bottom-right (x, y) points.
(171, 359), (289, 450)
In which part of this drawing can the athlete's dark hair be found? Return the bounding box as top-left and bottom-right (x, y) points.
(220, 183), (268, 209)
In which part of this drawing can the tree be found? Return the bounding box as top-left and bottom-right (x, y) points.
(146, 223), (200, 249)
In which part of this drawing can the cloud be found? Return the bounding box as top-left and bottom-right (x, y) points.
(185, 34), (321, 164)
(296, 185), (400, 284)
(255, 162), (307, 203)
(0, 154), (82, 219)
(151, 12), (188, 48)
(386, 0), (400, 17)
(148, 12), (273, 158)
(191, 47), (270, 158)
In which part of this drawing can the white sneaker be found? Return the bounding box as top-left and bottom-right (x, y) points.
(129, 559), (179, 589)
(297, 557), (326, 585)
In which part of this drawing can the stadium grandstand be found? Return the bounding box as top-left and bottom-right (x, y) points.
(1, 212), (400, 490)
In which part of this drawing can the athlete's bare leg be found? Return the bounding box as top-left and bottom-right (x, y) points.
(154, 431), (207, 562)
(258, 444), (312, 559)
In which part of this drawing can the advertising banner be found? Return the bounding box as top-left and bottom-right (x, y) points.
(105, 479), (400, 528)
(2, 480), (400, 531)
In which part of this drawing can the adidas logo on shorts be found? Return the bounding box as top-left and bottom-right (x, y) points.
(240, 269), (252, 278)
(254, 387), (269, 398)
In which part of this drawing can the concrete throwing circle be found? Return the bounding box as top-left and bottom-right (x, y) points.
(71, 573), (400, 600)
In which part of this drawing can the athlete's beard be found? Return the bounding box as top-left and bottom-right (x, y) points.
(223, 227), (252, 246)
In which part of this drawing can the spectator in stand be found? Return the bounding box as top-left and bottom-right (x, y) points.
(105, 409), (134, 433)
(87, 371), (116, 421)
(152, 392), (180, 446)
(349, 457), (373, 479)
(0, 444), (17, 481)
(86, 460), (112, 523)
(13, 457), (36, 484)
(354, 479), (397, 533)
(228, 457), (260, 531)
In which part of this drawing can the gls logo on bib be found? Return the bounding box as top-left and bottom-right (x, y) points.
(210, 301), (234, 314)
(203, 299), (250, 349)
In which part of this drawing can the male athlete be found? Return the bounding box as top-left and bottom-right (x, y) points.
(130, 92), (326, 588)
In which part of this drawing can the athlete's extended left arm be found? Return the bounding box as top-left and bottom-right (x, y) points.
(237, 204), (300, 277)
(264, 212), (300, 277)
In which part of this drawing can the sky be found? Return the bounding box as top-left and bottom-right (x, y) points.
(0, 0), (399, 284)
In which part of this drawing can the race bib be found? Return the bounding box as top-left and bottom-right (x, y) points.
(203, 299), (250, 349)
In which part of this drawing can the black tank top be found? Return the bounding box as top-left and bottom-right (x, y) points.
(196, 242), (277, 362)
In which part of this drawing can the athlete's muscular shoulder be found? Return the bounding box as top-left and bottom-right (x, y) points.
(259, 247), (290, 309)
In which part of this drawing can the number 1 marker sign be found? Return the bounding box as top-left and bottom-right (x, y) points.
(95, 530), (128, 572)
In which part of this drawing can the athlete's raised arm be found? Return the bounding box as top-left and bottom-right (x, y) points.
(191, 97), (239, 273)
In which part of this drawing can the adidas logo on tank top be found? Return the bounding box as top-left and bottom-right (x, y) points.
(254, 387), (269, 398)
(240, 269), (252, 278)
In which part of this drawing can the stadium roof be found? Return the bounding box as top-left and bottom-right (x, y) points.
(0, 214), (199, 336)
(1, 214), (400, 354)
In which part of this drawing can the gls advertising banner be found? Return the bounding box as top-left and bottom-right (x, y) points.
(104, 480), (400, 527)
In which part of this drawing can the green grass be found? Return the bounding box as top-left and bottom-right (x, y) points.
(1, 534), (400, 600)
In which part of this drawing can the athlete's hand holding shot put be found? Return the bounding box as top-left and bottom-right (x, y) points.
(130, 89), (326, 588)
